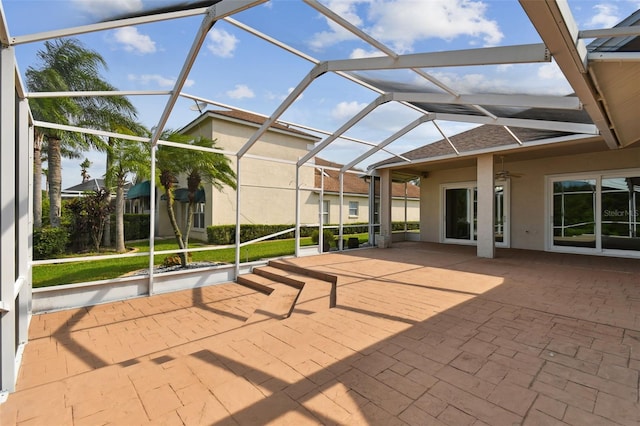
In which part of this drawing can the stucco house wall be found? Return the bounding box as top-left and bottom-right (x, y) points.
(418, 146), (640, 251)
(152, 111), (317, 240)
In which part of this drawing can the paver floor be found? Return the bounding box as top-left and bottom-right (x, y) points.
(2, 242), (640, 425)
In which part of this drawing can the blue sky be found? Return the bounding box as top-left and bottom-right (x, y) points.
(2, 0), (639, 188)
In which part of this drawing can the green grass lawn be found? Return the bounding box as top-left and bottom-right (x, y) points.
(32, 234), (369, 288)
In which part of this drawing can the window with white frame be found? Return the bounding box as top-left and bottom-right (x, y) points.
(349, 201), (359, 217)
(193, 202), (205, 229)
(322, 200), (330, 224)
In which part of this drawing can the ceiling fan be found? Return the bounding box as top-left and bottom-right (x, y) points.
(495, 156), (522, 180)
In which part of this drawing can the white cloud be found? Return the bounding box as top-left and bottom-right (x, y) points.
(368, 0), (503, 51)
(585, 4), (621, 28)
(308, 0), (363, 51)
(207, 28), (238, 58)
(71, 0), (143, 19)
(266, 87), (304, 102)
(112, 27), (156, 54)
(309, 0), (503, 53)
(350, 48), (386, 59)
(226, 84), (254, 99)
(128, 74), (194, 88)
(331, 100), (368, 121)
(537, 63), (564, 80)
(420, 64), (572, 96)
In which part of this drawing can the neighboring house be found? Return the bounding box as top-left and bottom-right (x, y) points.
(371, 118), (640, 258)
(312, 157), (420, 226)
(62, 178), (106, 198)
(127, 109), (421, 241)
(64, 178), (136, 212)
(170, 109), (320, 241)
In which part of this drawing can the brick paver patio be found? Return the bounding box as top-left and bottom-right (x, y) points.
(2, 242), (640, 425)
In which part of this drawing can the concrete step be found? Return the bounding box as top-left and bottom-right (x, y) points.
(254, 265), (334, 317)
(240, 275), (301, 325)
(236, 261), (339, 325)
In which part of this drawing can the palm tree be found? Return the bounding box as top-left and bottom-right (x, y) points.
(80, 158), (92, 182)
(105, 125), (151, 253)
(157, 132), (236, 267)
(26, 38), (138, 228)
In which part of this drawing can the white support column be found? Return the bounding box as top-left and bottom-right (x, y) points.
(338, 173), (344, 250)
(234, 157), (241, 278)
(379, 169), (393, 248)
(148, 146), (157, 295)
(0, 44), (17, 395)
(16, 97), (31, 350)
(318, 168), (324, 254)
(294, 165), (300, 257)
(477, 154), (495, 258)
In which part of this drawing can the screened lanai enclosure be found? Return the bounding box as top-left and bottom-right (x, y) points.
(2, 0), (640, 398)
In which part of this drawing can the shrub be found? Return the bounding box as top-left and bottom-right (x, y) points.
(206, 222), (418, 245)
(33, 226), (69, 260)
(311, 229), (335, 252)
(162, 252), (192, 267)
(124, 214), (151, 241)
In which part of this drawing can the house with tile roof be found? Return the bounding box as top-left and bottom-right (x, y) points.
(129, 109), (419, 241)
(313, 157), (419, 226)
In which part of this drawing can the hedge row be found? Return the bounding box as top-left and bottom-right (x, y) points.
(206, 222), (419, 245)
(123, 214), (151, 241)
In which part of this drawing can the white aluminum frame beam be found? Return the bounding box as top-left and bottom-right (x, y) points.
(341, 116), (433, 172)
(303, 0), (497, 120)
(394, 92), (582, 110)
(579, 26), (640, 40)
(150, 0), (265, 147)
(298, 93), (393, 166)
(0, 41), (17, 395)
(433, 120), (461, 155)
(519, 0), (619, 149)
(27, 90), (171, 98)
(11, 3), (219, 45)
(326, 44), (550, 72)
(237, 62), (327, 158)
(0, 1), (9, 46)
(587, 52), (640, 62)
(434, 112), (597, 134)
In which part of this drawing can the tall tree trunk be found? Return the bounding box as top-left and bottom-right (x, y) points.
(103, 142), (113, 247)
(183, 201), (194, 250)
(165, 191), (187, 266)
(48, 137), (62, 228)
(33, 133), (44, 228)
(115, 182), (125, 253)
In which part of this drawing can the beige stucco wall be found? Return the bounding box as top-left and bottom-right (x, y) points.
(305, 193), (419, 225)
(181, 116), (317, 227)
(419, 145), (640, 251)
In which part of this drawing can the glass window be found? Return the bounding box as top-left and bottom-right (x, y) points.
(349, 201), (359, 217)
(445, 188), (472, 240)
(322, 200), (329, 224)
(552, 179), (596, 248)
(193, 203), (205, 229)
(601, 176), (640, 251)
(444, 185), (507, 243)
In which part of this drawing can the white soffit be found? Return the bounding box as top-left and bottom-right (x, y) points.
(520, 0), (621, 149)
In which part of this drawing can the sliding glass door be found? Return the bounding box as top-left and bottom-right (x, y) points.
(442, 183), (509, 246)
(549, 172), (640, 254)
(601, 177), (640, 251)
(552, 179), (596, 249)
